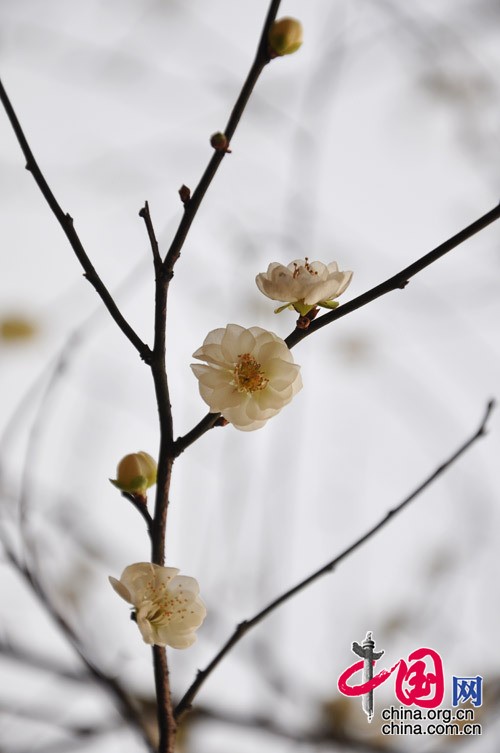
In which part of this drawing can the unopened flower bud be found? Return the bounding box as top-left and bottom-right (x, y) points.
(110, 452), (157, 496)
(210, 132), (231, 152)
(268, 17), (303, 57)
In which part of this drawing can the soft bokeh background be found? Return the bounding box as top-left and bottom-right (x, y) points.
(1, 1), (499, 751)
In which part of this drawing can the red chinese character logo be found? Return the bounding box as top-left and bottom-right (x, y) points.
(394, 648), (444, 707)
(338, 641), (444, 713)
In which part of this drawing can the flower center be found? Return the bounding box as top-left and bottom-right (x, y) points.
(292, 257), (318, 279)
(233, 353), (269, 394)
(142, 581), (175, 626)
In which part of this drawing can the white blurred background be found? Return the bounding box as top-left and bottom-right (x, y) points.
(0, 1), (499, 751)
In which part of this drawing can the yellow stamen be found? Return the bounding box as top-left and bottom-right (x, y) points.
(233, 353), (269, 394)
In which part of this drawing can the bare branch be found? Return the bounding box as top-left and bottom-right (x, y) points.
(161, 0), (283, 279)
(285, 202), (500, 348)
(139, 202), (162, 269)
(175, 400), (495, 718)
(0, 78), (151, 363)
(174, 412), (222, 457)
(122, 492), (155, 537)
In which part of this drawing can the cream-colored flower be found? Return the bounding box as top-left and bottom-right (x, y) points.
(256, 258), (353, 316)
(191, 324), (302, 431)
(109, 562), (206, 649)
(110, 451), (157, 496)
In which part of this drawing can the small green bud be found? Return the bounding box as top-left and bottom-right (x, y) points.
(268, 17), (303, 57)
(110, 451), (157, 496)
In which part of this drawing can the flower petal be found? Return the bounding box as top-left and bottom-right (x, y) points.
(169, 575), (201, 599)
(192, 343), (227, 368)
(156, 627), (197, 649)
(119, 563), (179, 605)
(190, 364), (230, 389)
(220, 324), (246, 360)
(266, 359), (302, 392)
(109, 576), (132, 604)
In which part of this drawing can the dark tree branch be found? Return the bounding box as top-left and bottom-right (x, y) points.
(139, 201), (162, 269)
(122, 492), (155, 538)
(161, 0), (282, 279)
(285, 202), (500, 348)
(139, 4), (284, 751)
(147, 6), (283, 749)
(175, 400), (495, 718)
(174, 412), (222, 457)
(0, 78), (151, 363)
(153, 646), (177, 752)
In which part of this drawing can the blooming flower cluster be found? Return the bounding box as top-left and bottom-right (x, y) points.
(256, 258), (353, 316)
(191, 323), (302, 431)
(110, 251), (352, 649)
(109, 563), (206, 648)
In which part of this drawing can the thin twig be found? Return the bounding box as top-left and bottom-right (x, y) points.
(161, 0), (282, 279)
(175, 400), (495, 718)
(174, 412), (221, 457)
(122, 492), (155, 538)
(0, 78), (151, 363)
(139, 202), (162, 269)
(285, 202), (500, 348)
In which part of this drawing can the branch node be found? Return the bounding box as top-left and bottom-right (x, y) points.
(141, 346), (154, 366)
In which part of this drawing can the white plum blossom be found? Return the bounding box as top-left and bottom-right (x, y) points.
(191, 324), (302, 431)
(109, 562), (206, 649)
(256, 258), (353, 316)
